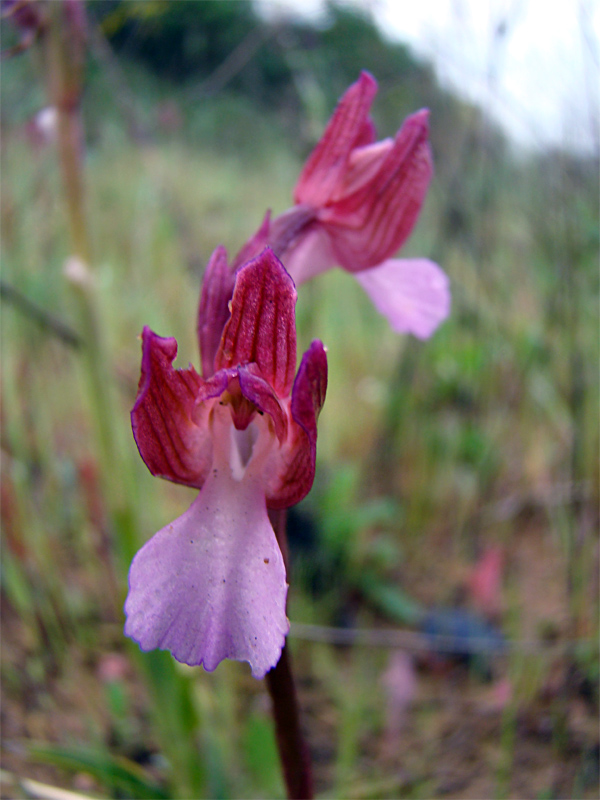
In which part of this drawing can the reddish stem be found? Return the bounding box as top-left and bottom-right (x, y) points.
(266, 643), (314, 800)
(267, 508), (314, 800)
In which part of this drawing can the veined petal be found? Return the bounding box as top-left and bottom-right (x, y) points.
(197, 246), (235, 378)
(323, 109), (433, 272)
(131, 327), (211, 488)
(268, 205), (317, 263)
(263, 340), (328, 509)
(291, 340), (328, 436)
(294, 71), (378, 208)
(331, 137), (394, 201)
(124, 448), (289, 679)
(215, 249), (297, 398)
(354, 115), (377, 148)
(238, 363), (288, 444)
(355, 258), (450, 339)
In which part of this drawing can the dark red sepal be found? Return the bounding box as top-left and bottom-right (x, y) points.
(294, 71), (378, 208)
(264, 340), (328, 509)
(197, 246), (235, 378)
(132, 327), (212, 488)
(215, 249), (297, 398)
(238, 363), (288, 444)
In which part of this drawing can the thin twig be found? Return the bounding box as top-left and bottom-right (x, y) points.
(289, 621), (594, 656)
(87, 21), (149, 142)
(189, 23), (280, 98)
(0, 279), (82, 348)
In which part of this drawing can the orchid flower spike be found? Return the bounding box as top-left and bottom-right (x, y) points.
(267, 71), (450, 339)
(125, 248), (328, 679)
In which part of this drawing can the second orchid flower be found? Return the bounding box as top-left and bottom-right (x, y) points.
(258, 71), (450, 339)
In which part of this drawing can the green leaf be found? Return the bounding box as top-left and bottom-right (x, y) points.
(242, 713), (285, 799)
(27, 743), (169, 800)
(358, 573), (423, 625)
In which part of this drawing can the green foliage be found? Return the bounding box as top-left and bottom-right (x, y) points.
(316, 4), (420, 108)
(90, 0), (295, 109)
(293, 464), (423, 624)
(242, 712), (286, 798)
(93, 0), (259, 80)
(27, 743), (169, 799)
(86, 0), (482, 153)
(358, 573), (423, 625)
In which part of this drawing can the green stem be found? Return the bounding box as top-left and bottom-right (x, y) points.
(46, 6), (136, 550)
(41, 6), (204, 795)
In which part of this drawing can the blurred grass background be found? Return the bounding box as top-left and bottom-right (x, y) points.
(1, 1), (598, 798)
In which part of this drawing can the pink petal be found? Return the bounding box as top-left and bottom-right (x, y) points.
(197, 246), (235, 378)
(215, 249), (297, 398)
(355, 258), (450, 339)
(263, 340), (328, 509)
(294, 71), (378, 208)
(280, 225), (336, 286)
(323, 110), (433, 271)
(268, 205), (317, 262)
(354, 115), (377, 148)
(131, 327), (212, 488)
(331, 137), (394, 201)
(291, 339), (328, 436)
(124, 452), (289, 679)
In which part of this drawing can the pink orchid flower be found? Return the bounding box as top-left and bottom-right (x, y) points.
(269, 71), (450, 339)
(124, 248), (327, 679)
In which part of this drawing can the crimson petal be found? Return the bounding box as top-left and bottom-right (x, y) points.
(215, 249), (297, 398)
(323, 109), (433, 271)
(238, 363), (288, 444)
(294, 71), (378, 208)
(264, 340), (328, 509)
(197, 246), (235, 378)
(132, 327), (212, 488)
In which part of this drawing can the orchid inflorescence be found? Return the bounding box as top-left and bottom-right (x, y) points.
(124, 72), (450, 679)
